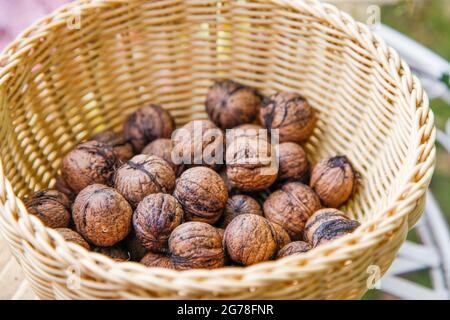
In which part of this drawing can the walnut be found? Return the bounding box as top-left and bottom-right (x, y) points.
(226, 134), (277, 191)
(304, 208), (360, 247)
(310, 156), (356, 208)
(142, 138), (181, 175)
(263, 182), (321, 240)
(55, 228), (90, 250)
(277, 142), (310, 183)
(172, 120), (224, 169)
(114, 155), (175, 207)
(223, 214), (277, 266)
(218, 194), (262, 228)
(140, 252), (175, 269)
(91, 130), (134, 163)
(232, 124), (268, 141)
(260, 92), (317, 143)
(124, 231), (148, 261)
(93, 244), (130, 261)
(205, 80), (263, 129)
(124, 104), (175, 153)
(169, 222), (225, 270)
(277, 241), (311, 258)
(72, 184), (132, 246)
(61, 141), (118, 193)
(54, 175), (76, 202)
(270, 222), (291, 250)
(133, 193), (184, 253)
(24, 189), (71, 228)
(174, 167), (228, 224)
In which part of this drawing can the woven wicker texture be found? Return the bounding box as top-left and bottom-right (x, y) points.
(0, 0), (435, 300)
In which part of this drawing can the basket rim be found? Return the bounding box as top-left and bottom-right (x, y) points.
(0, 0), (436, 291)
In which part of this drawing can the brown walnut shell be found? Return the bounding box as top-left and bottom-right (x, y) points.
(133, 193), (184, 253)
(124, 231), (148, 261)
(62, 141), (118, 193)
(169, 222), (225, 270)
(270, 222), (291, 250)
(232, 124), (268, 141)
(142, 138), (183, 176)
(263, 182), (321, 240)
(260, 92), (317, 143)
(54, 175), (76, 202)
(55, 228), (90, 250)
(226, 134), (277, 191)
(91, 130), (134, 163)
(277, 142), (310, 183)
(172, 120), (224, 169)
(140, 252), (175, 269)
(72, 184), (132, 247)
(24, 189), (71, 229)
(174, 167), (228, 224)
(124, 104), (175, 152)
(277, 241), (311, 258)
(304, 208), (360, 247)
(218, 194), (262, 228)
(93, 244), (130, 261)
(224, 214), (278, 266)
(114, 154), (176, 207)
(205, 80), (262, 129)
(310, 156), (356, 208)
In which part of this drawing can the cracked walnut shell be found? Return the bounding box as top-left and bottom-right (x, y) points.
(263, 182), (321, 240)
(133, 193), (184, 253)
(260, 92), (316, 143)
(174, 167), (228, 224)
(224, 214), (278, 266)
(24, 189), (71, 229)
(169, 222), (225, 270)
(114, 154), (176, 207)
(72, 184), (132, 247)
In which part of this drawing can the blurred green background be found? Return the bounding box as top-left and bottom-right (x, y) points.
(337, 0), (450, 299)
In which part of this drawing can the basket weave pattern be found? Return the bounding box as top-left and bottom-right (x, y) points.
(0, 0), (435, 299)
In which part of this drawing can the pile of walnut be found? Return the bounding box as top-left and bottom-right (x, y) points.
(24, 79), (360, 269)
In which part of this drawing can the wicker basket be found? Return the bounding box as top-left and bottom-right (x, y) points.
(0, 0), (435, 300)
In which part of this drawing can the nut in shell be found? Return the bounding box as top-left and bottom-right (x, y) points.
(218, 194), (262, 228)
(55, 228), (90, 250)
(114, 154), (176, 207)
(62, 141), (118, 193)
(72, 184), (132, 247)
(142, 138), (181, 175)
(133, 193), (184, 253)
(24, 189), (71, 229)
(91, 130), (134, 163)
(140, 252), (174, 269)
(224, 214), (277, 266)
(277, 142), (310, 183)
(169, 222), (225, 270)
(310, 156), (356, 208)
(277, 241), (311, 258)
(264, 182), (321, 240)
(174, 167), (228, 224)
(93, 244), (130, 261)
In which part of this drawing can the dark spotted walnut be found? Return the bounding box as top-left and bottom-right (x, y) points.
(140, 252), (175, 269)
(62, 141), (118, 193)
(270, 222), (291, 250)
(72, 184), (132, 246)
(93, 244), (130, 261)
(124, 104), (175, 153)
(304, 208), (360, 247)
(124, 231), (148, 261)
(277, 241), (311, 258)
(277, 142), (310, 183)
(260, 92), (317, 143)
(172, 120), (224, 169)
(310, 156), (356, 208)
(54, 175), (76, 202)
(91, 130), (134, 163)
(226, 134), (277, 191)
(218, 194), (262, 228)
(174, 167), (228, 224)
(133, 193), (184, 253)
(224, 214), (277, 266)
(169, 222), (225, 270)
(55, 228), (90, 250)
(114, 155), (175, 207)
(263, 182), (321, 240)
(142, 138), (181, 175)
(205, 80), (263, 129)
(24, 189), (71, 228)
